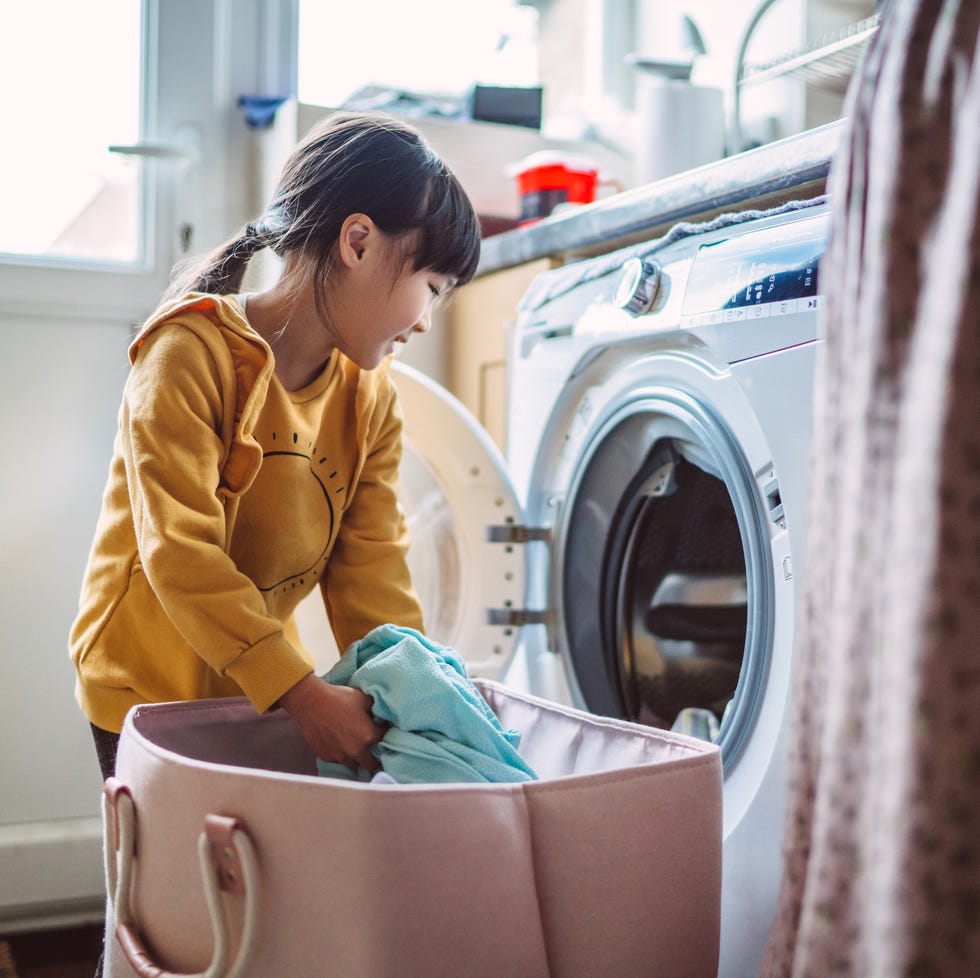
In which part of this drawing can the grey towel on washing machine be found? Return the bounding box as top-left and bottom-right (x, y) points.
(518, 195), (828, 314)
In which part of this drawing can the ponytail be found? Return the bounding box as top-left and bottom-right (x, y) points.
(161, 222), (269, 304)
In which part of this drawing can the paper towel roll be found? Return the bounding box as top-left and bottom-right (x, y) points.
(633, 79), (725, 185)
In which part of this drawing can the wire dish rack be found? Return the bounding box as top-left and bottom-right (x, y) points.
(740, 14), (881, 95)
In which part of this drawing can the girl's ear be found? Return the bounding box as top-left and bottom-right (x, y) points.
(338, 213), (377, 268)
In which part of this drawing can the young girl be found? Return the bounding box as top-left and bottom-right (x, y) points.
(69, 111), (481, 780)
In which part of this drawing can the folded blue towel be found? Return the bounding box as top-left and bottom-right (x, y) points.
(316, 624), (538, 784)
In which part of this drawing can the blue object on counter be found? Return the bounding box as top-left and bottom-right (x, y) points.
(238, 95), (289, 129)
(317, 624), (538, 784)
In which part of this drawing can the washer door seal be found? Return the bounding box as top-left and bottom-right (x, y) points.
(557, 389), (774, 772)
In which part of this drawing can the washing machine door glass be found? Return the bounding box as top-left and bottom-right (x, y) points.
(390, 361), (526, 681)
(556, 389), (775, 769)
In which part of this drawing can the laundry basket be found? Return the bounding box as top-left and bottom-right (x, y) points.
(102, 680), (722, 978)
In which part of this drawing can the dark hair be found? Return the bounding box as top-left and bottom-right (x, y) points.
(164, 111), (481, 307)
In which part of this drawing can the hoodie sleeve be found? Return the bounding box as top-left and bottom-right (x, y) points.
(122, 324), (312, 710)
(320, 378), (425, 652)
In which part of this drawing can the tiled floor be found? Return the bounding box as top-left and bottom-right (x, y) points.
(0, 925), (102, 978)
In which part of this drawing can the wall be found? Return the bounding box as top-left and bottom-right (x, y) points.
(530, 0), (876, 170)
(0, 311), (131, 929)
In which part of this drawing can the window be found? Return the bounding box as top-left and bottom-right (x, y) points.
(0, 0), (143, 264)
(298, 0), (538, 109)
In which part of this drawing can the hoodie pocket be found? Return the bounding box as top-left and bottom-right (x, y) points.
(80, 565), (233, 702)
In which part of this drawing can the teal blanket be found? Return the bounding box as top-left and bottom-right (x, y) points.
(316, 624), (538, 784)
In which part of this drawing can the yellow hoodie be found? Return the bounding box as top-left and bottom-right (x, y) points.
(70, 293), (423, 732)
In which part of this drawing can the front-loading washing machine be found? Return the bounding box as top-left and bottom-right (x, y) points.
(305, 197), (828, 977)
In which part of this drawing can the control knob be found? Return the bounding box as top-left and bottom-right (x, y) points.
(614, 257), (661, 316)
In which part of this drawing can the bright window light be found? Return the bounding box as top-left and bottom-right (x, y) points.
(0, 1), (142, 263)
(298, 0), (538, 108)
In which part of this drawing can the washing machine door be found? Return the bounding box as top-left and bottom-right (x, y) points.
(390, 360), (526, 681)
(531, 340), (810, 775)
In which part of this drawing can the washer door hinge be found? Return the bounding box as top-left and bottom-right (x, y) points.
(486, 524), (551, 544)
(486, 608), (553, 627)
(485, 524), (551, 627)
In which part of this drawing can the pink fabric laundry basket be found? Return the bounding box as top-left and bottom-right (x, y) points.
(102, 680), (722, 978)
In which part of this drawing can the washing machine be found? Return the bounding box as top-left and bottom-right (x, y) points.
(385, 196), (827, 978)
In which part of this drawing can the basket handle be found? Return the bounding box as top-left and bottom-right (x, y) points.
(103, 778), (261, 978)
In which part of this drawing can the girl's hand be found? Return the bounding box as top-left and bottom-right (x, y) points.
(279, 674), (386, 773)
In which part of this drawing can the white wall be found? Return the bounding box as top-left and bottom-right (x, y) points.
(0, 311), (131, 929)
(634, 0), (876, 146)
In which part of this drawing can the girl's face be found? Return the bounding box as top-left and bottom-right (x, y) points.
(323, 217), (454, 370)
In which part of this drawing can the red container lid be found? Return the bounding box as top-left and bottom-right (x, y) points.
(507, 151), (600, 207)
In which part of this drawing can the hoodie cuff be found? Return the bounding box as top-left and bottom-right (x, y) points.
(225, 631), (314, 713)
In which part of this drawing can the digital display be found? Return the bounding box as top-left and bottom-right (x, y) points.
(682, 215), (826, 316)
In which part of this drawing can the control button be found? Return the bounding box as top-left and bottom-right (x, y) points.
(614, 257), (661, 316)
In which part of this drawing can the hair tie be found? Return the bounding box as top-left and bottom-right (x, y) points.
(240, 222), (269, 257)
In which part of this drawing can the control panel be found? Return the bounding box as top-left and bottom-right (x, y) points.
(680, 214), (827, 329)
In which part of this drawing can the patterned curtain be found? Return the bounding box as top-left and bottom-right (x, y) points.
(761, 1), (980, 975)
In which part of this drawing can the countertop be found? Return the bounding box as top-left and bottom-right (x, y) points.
(476, 120), (845, 276)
